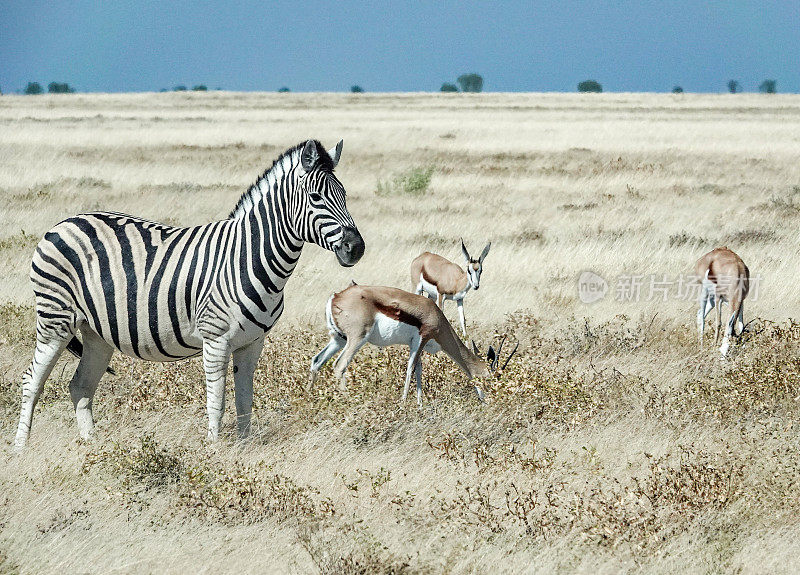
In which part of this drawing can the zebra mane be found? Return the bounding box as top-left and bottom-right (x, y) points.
(228, 140), (335, 220)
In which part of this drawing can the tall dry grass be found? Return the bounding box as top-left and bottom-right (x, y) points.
(1, 92), (799, 574)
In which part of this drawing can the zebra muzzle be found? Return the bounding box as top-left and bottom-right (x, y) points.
(334, 226), (365, 267)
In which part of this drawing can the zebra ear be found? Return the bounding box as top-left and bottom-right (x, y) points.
(328, 140), (343, 169)
(301, 140), (319, 172)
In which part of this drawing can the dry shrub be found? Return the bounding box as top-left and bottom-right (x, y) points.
(633, 448), (744, 521)
(428, 445), (746, 549)
(83, 433), (184, 489)
(181, 460), (334, 524)
(82, 433), (335, 525)
(675, 320), (800, 418)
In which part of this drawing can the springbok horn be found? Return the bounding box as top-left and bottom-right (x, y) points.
(495, 335), (507, 362)
(501, 341), (520, 371)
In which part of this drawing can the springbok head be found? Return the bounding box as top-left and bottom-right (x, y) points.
(472, 335), (519, 378)
(461, 238), (491, 290)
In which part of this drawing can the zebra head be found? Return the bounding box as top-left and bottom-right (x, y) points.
(297, 139), (365, 267)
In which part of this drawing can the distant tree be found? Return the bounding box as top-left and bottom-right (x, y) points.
(48, 82), (75, 93)
(457, 73), (483, 93)
(672, 86), (684, 93)
(759, 79), (777, 94)
(173, 85), (187, 91)
(192, 84), (208, 91)
(277, 87), (291, 93)
(159, 88), (168, 92)
(440, 82), (458, 92)
(578, 79), (603, 93)
(24, 82), (44, 95)
(350, 85), (364, 93)
(727, 80), (740, 94)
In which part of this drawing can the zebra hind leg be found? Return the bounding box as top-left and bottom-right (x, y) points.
(69, 327), (114, 440)
(15, 319), (74, 450)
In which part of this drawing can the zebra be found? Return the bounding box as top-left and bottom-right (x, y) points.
(14, 139), (365, 448)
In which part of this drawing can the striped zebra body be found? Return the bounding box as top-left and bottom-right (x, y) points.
(15, 140), (364, 448)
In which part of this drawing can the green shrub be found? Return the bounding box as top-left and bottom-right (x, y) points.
(440, 82), (458, 92)
(376, 166), (434, 196)
(192, 85), (208, 91)
(350, 85), (364, 93)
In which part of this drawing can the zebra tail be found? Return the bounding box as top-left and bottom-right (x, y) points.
(65, 337), (117, 375)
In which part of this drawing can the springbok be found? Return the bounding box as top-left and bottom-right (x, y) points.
(308, 283), (513, 406)
(410, 239), (491, 336)
(695, 247), (750, 356)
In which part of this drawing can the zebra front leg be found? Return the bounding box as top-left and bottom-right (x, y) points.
(202, 339), (232, 442)
(308, 334), (345, 390)
(233, 336), (264, 439)
(457, 299), (467, 337)
(69, 329), (114, 440)
(15, 332), (71, 450)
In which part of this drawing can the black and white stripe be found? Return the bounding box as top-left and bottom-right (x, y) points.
(15, 140), (364, 447)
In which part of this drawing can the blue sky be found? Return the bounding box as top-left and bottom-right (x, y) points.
(1, 1), (798, 93)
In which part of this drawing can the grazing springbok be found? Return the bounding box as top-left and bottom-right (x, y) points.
(695, 247), (750, 356)
(308, 283), (512, 406)
(410, 239), (491, 336)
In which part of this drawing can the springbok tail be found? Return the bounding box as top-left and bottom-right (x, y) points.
(65, 337), (116, 375)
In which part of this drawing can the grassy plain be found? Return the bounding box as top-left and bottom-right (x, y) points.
(1, 92), (799, 574)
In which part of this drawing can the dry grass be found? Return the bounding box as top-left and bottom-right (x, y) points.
(1, 92), (800, 574)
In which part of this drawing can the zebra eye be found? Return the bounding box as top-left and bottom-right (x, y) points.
(309, 192), (323, 202)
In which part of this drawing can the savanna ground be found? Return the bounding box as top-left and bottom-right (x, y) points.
(1, 92), (799, 574)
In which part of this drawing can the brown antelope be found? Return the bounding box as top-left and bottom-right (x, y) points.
(308, 283), (514, 406)
(410, 239), (491, 336)
(695, 247), (750, 356)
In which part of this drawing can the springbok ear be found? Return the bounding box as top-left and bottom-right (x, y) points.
(487, 345), (497, 371)
(479, 242), (491, 263)
(301, 140), (319, 172)
(472, 340), (480, 355)
(461, 238), (470, 264)
(328, 140), (343, 168)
